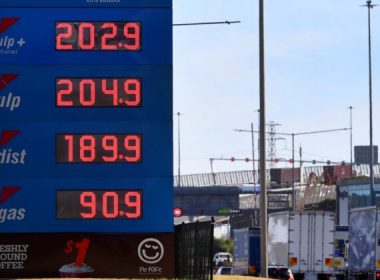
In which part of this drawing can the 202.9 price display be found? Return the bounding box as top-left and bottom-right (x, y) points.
(56, 190), (142, 219)
(56, 22), (141, 51)
(56, 134), (142, 163)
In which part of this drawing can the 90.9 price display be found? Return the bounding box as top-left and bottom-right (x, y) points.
(56, 190), (142, 219)
(56, 78), (141, 107)
(56, 22), (141, 51)
(56, 134), (142, 163)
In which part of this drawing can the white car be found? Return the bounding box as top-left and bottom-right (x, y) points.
(213, 252), (233, 266)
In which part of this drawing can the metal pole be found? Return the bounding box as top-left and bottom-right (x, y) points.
(349, 106), (353, 166)
(257, 109), (261, 182)
(210, 158), (216, 185)
(292, 133), (295, 210)
(259, 0), (268, 277)
(177, 112), (181, 187)
(365, 1), (375, 206)
(251, 122), (257, 186)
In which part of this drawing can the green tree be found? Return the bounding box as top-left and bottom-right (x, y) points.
(213, 238), (233, 254)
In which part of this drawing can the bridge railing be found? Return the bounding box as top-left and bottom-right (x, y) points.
(175, 165), (380, 187)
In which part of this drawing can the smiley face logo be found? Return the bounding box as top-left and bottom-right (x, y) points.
(137, 238), (164, 264)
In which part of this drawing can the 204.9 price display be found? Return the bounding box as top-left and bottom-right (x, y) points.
(56, 190), (142, 219)
(56, 78), (141, 107)
(56, 134), (142, 163)
(56, 22), (141, 51)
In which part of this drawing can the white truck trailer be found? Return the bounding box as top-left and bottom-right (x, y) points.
(268, 211), (335, 280)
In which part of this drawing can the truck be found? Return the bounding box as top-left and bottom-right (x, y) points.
(348, 206), (380, 280)
(268, 211), (335, 280)
(233, 227), (261, 276)
(333, 225), (348, 280)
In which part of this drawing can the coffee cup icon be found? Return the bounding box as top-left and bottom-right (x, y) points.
(59, 262), (94, 278)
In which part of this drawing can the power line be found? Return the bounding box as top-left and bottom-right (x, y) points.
(173, 20), (241, 26)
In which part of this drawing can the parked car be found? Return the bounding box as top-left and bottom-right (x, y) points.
(216, 266), (233, 275)
(213, 252), (233, 266)
(268, 265), (293, 280)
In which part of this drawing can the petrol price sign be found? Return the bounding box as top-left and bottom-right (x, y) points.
(0, 0), (173, 278)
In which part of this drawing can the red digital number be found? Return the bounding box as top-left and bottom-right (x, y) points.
(79, 191), (141, 219)
(124, 22), (140, 50)
(125, 191), (141, 218)
(78, 23), (95, 50)
(57, 78), (141, 107)
(79, 79), (96, 106)
(64, 135), (74, 162)
(124, 79), (141, 106)
(79, 135), (96, 162)
(56, 23), (73, 50)
(60, 134), (141, 163)
(102, 135), (118, 162)
(101, 23), (118, 50)
(57, 79), (73, 106)
(102, 79), (118, 106)
(124, 135), (141, 162)
(80, 192), (96, 218)
(57, 22), (141, 51)
(103, 192), (118, 218)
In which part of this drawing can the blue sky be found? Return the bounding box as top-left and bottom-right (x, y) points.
(173, 0), (379, 175)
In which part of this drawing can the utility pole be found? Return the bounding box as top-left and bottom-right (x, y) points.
(362, 0), (377, 207)
(348, 106), (354, 166)
(177, 112), (181, 187)
(251, 123), (257, 185)
(259, 0), (268, 277)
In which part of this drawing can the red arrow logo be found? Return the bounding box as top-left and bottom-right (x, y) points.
(0, 186), (21, 204)
(0, 130), (20, 147)
(0, 74), (18, 91)
(0, 18), (19, 34)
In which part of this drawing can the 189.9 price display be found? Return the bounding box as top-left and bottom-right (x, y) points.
(56, 134), (142, 163)
(56, 190), (142, 219)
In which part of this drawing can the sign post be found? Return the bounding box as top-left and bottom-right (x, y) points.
(0, 0), (173, 278)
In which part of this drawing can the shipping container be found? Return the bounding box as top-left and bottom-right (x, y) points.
(270, 168), (300, 185)
(323, 164), (352, 185)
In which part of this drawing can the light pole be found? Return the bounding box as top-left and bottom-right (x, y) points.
(348, 106), (354, 166)
(177, 112), (181, 187)
(258, 0), (268, 276)
(251, 123), (257, 186)
(362, 0), (377, 206)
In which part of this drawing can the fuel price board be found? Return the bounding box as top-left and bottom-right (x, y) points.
(0, 0), (173, 278)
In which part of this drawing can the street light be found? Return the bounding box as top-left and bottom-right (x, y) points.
(258, 0), (268, 276)
(361, 0), (378, 206)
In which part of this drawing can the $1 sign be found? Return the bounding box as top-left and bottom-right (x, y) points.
(64, 238), (90, 266)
